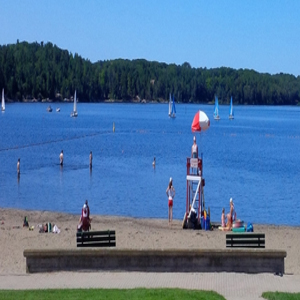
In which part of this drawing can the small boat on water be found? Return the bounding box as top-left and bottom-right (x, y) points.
(70, 90), (78, 117)
(56, 108), (60, 112)
(229, 96), (234, 120)
(47, 105), (53, 112)
(168, 93), (176, 118)
(1, 88), (5, 112)
(214, 96), (220, 120)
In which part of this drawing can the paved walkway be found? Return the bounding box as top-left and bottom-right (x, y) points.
(0, 272), (299, 300)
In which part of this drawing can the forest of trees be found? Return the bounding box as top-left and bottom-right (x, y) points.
(0, 41), (300, 105)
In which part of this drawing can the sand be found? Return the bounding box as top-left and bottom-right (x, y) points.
(1, 207), (300, 275)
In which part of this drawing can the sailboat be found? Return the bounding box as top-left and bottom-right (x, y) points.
(168, 94), (176, 118)
(1, 88), (5, 112)
(168, 93), (172, 117)
(229, 96), (234, 119)
(70, 90), (78, 117)
(213, 96), (220, 120)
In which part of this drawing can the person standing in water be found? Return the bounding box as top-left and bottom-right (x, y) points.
(166, 177), (175, 225)
(152, 157), (156, 168)
(89, 151), (93, 169)
(17, 158), (20, 176)
(59, 150), (64, 166)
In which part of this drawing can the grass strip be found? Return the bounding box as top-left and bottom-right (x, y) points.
(262, 291), (300, 300)
(0, 288), (226, 300)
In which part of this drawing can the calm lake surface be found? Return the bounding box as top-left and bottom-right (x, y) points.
(1, 102), (300, 226)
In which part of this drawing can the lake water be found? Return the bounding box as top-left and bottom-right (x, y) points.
(1, 102), (300, 226)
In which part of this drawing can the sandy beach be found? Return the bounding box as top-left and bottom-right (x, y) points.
(1, 207), (300, 276)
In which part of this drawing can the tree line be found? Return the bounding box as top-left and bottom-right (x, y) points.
(0, 41), (299, 105)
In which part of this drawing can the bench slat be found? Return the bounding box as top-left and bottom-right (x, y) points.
(77, 242), (116, 247)
(226, 233), (265, 248)
(77, 236), (116, 243)
(76, 230), (116, 248)
(226, 245), (265, 248)
(76, 230), (115, 237)
(226, 233), (265, 239)
(226, 240), (265, 245)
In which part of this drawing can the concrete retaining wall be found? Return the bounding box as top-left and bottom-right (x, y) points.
(24, 248), (286, 274)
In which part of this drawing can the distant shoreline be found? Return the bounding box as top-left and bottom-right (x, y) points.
(5, 99), (300, 106)
(6, 98), (170, 104)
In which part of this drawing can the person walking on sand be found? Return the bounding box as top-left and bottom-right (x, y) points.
(166, 177), (175, 225)
(17, 158), (20, 176)
(89, 151), (93, 169)
(59, 150), (64, 166)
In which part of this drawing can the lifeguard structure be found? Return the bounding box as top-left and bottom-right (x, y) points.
(182, 155), (205, 229)
(183, 109), (210, 229)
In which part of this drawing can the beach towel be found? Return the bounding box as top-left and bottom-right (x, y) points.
(52, 224), (60, 234)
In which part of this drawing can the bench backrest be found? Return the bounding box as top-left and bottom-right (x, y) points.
(226, 233), (265, 248)
(76, 230), (116, 247)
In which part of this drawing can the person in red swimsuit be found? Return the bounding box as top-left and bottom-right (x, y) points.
(166, 177), (175, 225)
(78, 201), (91, 231)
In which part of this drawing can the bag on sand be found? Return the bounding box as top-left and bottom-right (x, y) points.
(246, 223), (253, 232)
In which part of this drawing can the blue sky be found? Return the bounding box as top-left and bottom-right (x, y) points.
(1, 0), (300, 76)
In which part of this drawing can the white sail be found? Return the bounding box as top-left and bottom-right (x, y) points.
(70, 90), (78, 117)
(168, 93), (172, 116)
(1, 88), (5, 112)
(170, 95), (176, 118)
(214, 96), (220, 120)
(229, 96), (234, 119)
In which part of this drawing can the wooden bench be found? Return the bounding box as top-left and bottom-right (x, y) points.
(76, 230), (116, 247)
(226, 233), (265, 248)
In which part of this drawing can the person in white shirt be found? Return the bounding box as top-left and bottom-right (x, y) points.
(191, 136), (198, 158)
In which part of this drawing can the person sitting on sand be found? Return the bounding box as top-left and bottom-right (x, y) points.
(78, 203), (91, 231)
(84, 199), (90, 219)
